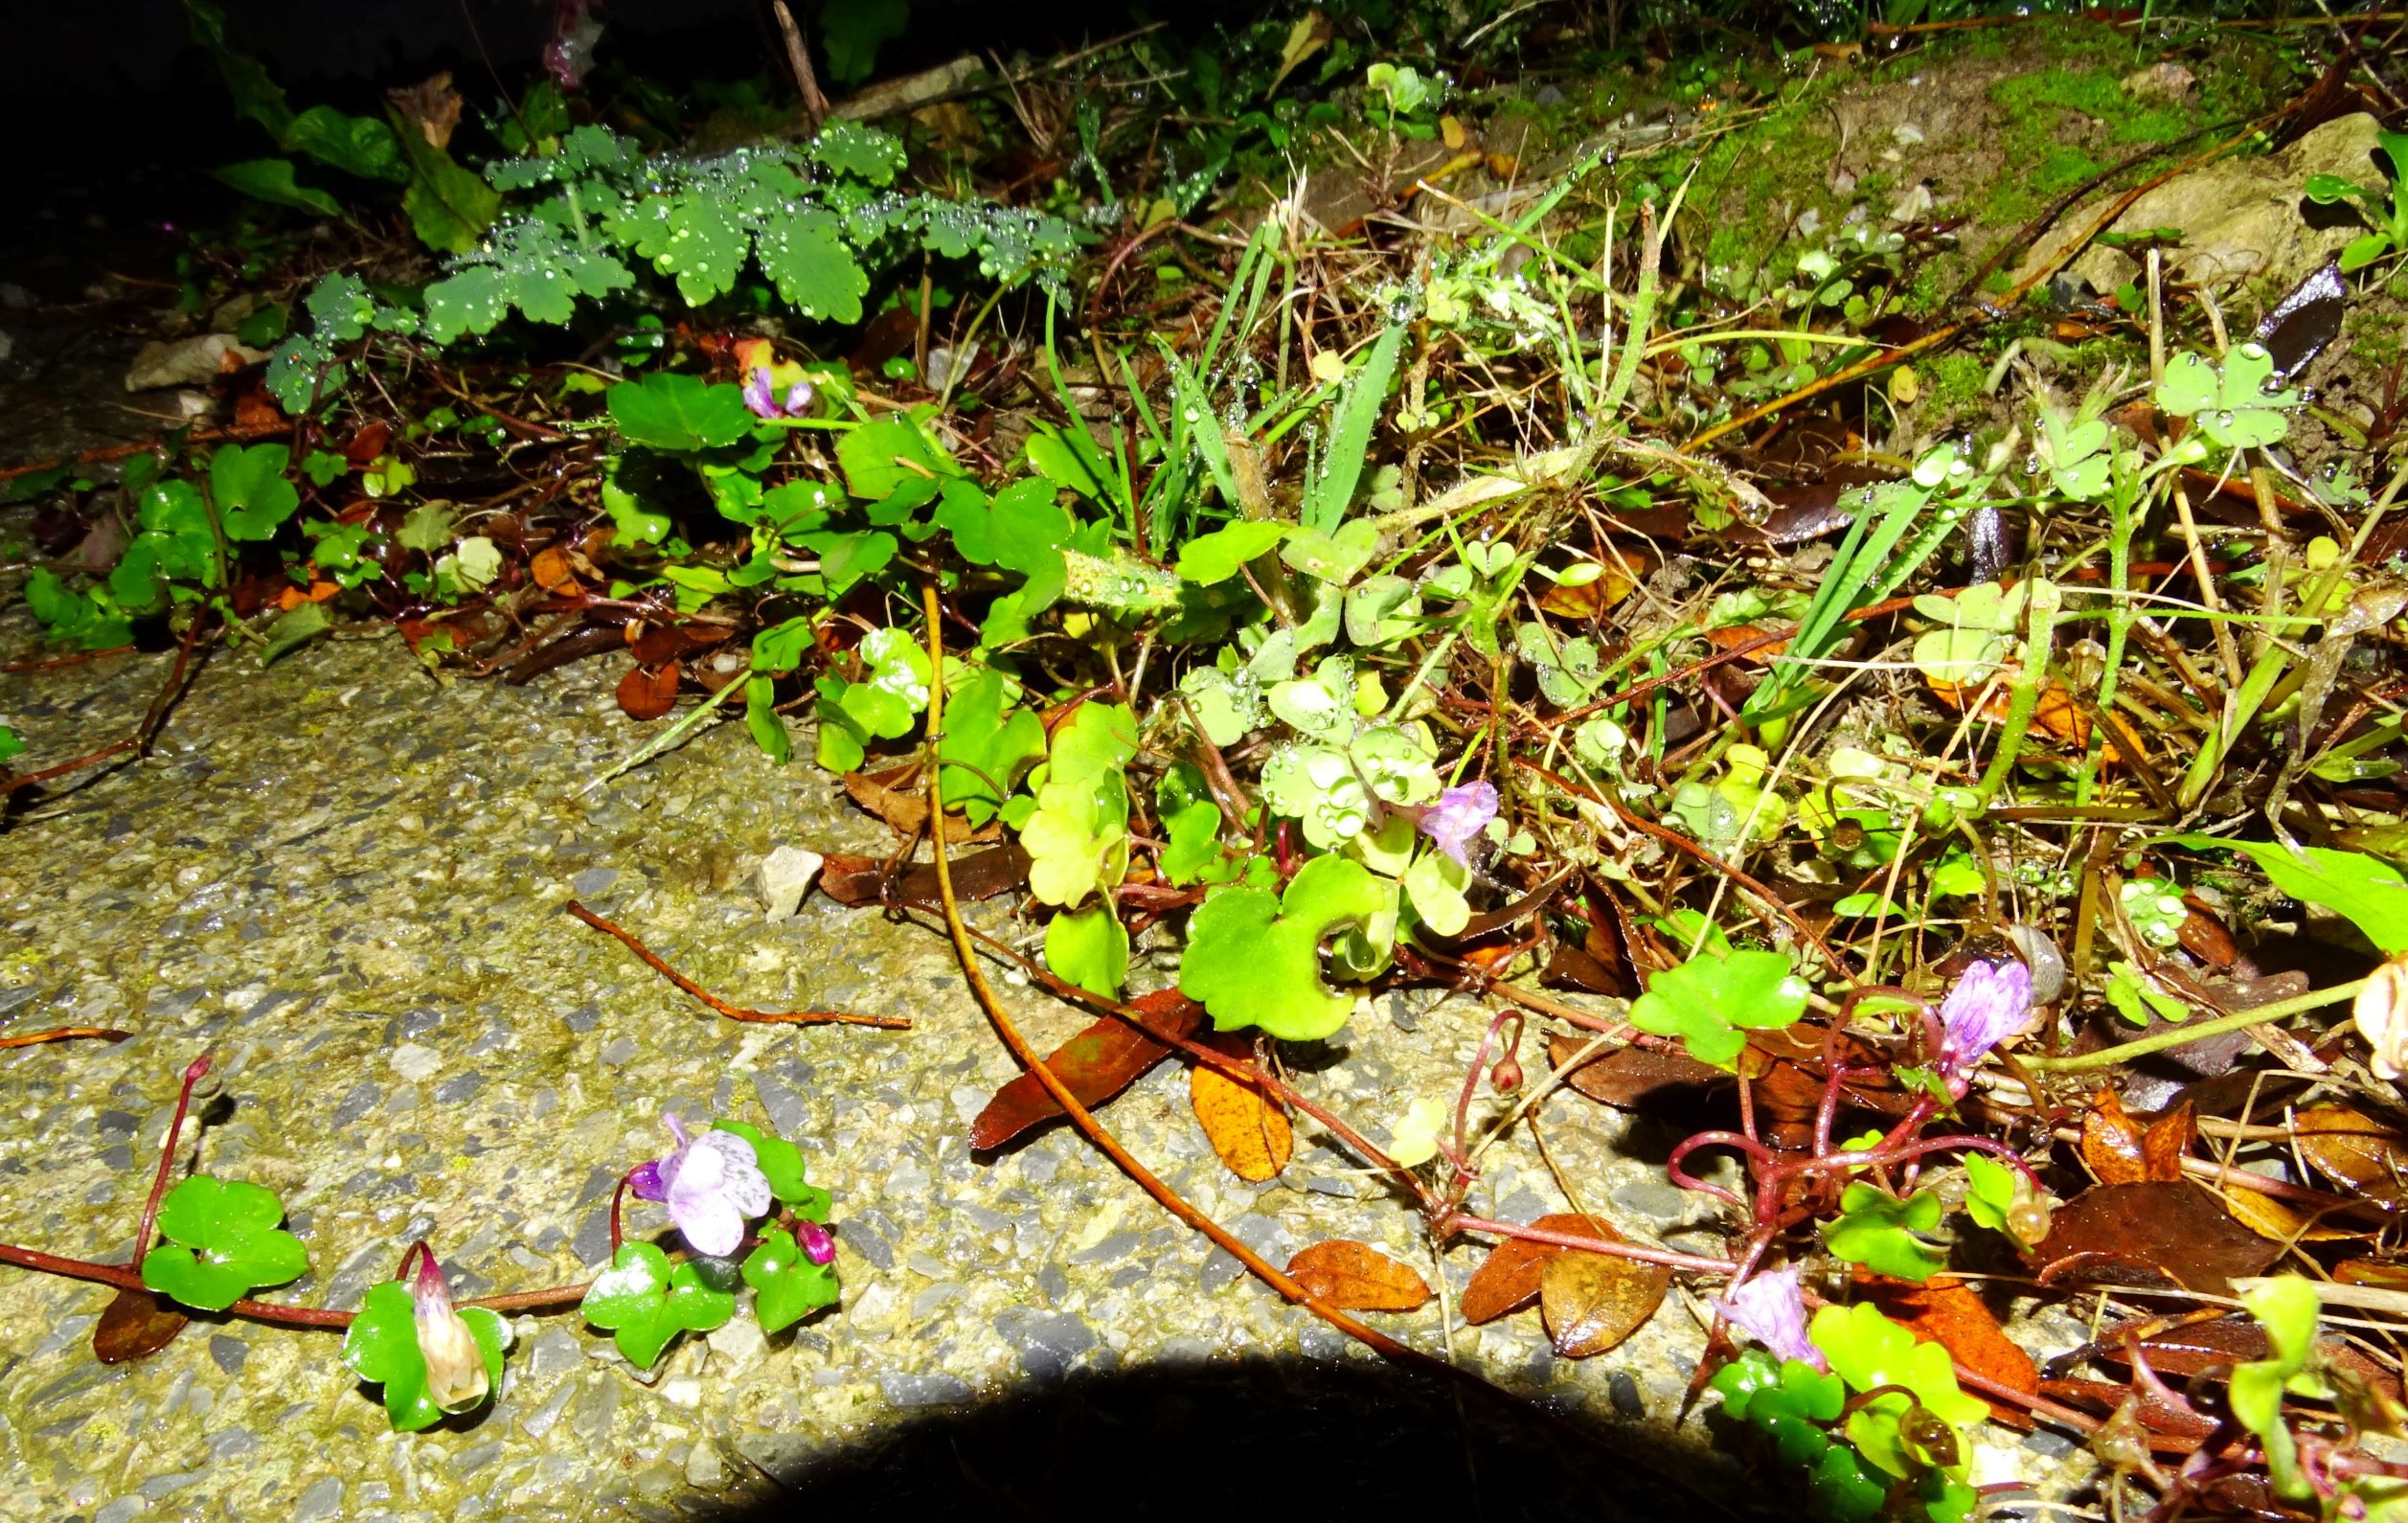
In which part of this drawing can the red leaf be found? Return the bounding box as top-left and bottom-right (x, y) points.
(968, 990), (1204, 1150)
(2035, 1182), (2283, 1293)
(2080, 1089), (2150, 1186)
(1859, 1274), (2038, 1409)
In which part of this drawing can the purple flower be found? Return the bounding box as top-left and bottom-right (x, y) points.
(741, 368), (815, 420)
(628, 1114), (771, 1257)
(795, 1219), (836, 1266)
(1715, 1264), (1825, 1372)
(1420, 781), (1498, 864)
(1936, 957), (2033, 1073)
(410, 1249), (490, 1412)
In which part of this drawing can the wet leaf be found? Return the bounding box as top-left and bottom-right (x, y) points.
(2141, 1102), (2195, 1183)
(1189, 1030), (1291, 1183)
(2080, 1089), (2150, 1186)
(1539, 1241), (1670, 1357)
(968, 990), (1203, 1150)
(2035, 1182), (2283, 1293)
(1548, 1035), (1725, 1111)
(530, 546), (580, 593)
(1460, 1214), (1617, 1325)
(2256, 260), (2346, 382)
(2219, 1182), (2365, 1243)
(616, 660), (680, 720)
(1859, 1275), (2038, 1401)
(138, 1176), (309, 1312)
(818, 844), (1029, 906)
(2293, 1103), (2408, 1206)
(1286, 1239), (1432, 1312)
(92, 1286), (188, 1364)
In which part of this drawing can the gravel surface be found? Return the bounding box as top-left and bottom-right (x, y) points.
(0, 627), (1786, 1521)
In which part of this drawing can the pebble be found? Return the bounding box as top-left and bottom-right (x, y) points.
(291, 1477), (343, 1522)
(879, 1372), (972, 1408)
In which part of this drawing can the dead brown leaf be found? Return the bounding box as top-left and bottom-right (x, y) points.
(2294, 1103), (2408, 1206)
(2080, 1089), (2150, 1185)
(1286, 1239), (1432, 1312)
(819, 845), (1029, 906)
(93, 1285), (188, 1364)
(616, 661), (680, 721)
(2035, 1181), (2283, 1293)
(386, 71), (463, 148)
(1549, 1035), (1725, 1111)
(1460, 1213), (1616, 1325)
(1539, 1242), (1670, 1357)
(1190, 1030), (1291, 1183)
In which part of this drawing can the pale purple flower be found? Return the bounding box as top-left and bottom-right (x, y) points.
(411, 1249), (490, 1412)
(1715, 1264), (1825, 1372)
(628, 1114), (771, 1257)
(1936, 957), (2033, 1074)
(1420, 781), (1498, 864)
(741, 368), (815, 420)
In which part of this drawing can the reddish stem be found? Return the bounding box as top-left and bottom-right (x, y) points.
(0, 1239), (591, 1328)
(610, 1172), (633, 1258)
(131, 1055), (213, 1262)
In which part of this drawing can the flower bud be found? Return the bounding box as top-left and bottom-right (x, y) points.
(2005, 1197), (2053, 1249)
(1490, 1054), (1523, 1093)
(411, 1252), (489, 1414)
(2354, 953), (2408, 1081)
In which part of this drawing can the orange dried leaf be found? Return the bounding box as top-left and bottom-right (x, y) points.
(2294, 1104), (2408, 1205)
(2141, 1102), (2195, 1183)
(1539, 1244), (1669, 1357)
(2220, 1183), (2363, 1243)
(2080, 1088), (2150, 1186)
(1286, 1239), (1432, 1312)
(92, 1286), (188, 1365)
(1861, 1275), (2038, 1399)
(616, 661), (681, 721)
(531, 546), (581, 593)
(1190, 1031), (1291, 1183)
(1460, 1214), (1615, 1325)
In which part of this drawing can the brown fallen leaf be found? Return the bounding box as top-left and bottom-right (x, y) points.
(2080, 1089), (2150, 1185)
(530, 546), (582, 594)
(1189, 1030), (1291, 1183)
(819, 845), (1030, 906)
(1540, 1241), (1670, 1357)
(92, 1285), (188, 1364)
(1549, 1035), (1726, 1111)
(1461, 1214), (1617, 1325)
(1286, 1239), (1432, 1312)
(1859, 1275), (2038, 1401)
(2221, 1181), (2364, 1243)
(968, 990), (1204, 1151)
(2141, 1101), (2195, 1183)
(840, 762), (997, 845)
(616, 661), (680, 721)
(2294, 1103), (2408, 1206)
(628, 621), (730, 667)
(2035, 1181), (2283, 1293)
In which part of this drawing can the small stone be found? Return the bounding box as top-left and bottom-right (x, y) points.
(658, 1376), (704, 1408)
(208, 1335), (247, 1375)
(388, 1042), (442, 1081)
(1611, 1180), (1691, 1226)
(292, 1477), (343, 1522)
(453, 1440), (504, 1474)
(705, 1317), (767, 1374)
(752, 846), (825, 921)
(1608, 1372), (1645, 1418)
(685, 1440), (729, 1489)
(94, 1499), (147, 1523)
(572, 867), (619, 898)
(561, 1001), (602, 1033)
(879, 1372), (972, 1408)
(527, 1327), (583, 1379)
(435, 1073), (484, 1104)
(599, 1035), (638, 1065)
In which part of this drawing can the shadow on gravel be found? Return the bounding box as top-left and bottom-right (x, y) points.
(697, 1353), (1760, 1523)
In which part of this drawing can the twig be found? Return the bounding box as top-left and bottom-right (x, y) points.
(2020, 977), (2366, 1073)
(565, 899), (910, 1029)
(0, 1027), (132, 1050)
(771, 0), (831, 128)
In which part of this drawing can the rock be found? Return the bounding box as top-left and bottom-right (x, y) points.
(753, 845), (826, 921)
(2123, 61), (2196, 102)
(879, 1371), (972, 1408)
(123, 333), (265, 392)
(2018, 113), (2386, 296)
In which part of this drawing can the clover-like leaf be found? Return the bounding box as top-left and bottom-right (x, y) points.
(1267, 658), (1358, 741)
(1821, 1182), (1947, 1283)
(1022, 770), (1130, 907)
(1627, 947), (1809, 1068)
(1179, 853), (1392, 1040)
(756, 206), (868, 324)
(742, 1228), (842, 1334)
(210, 443), (301, 542)
(2152, 345), (2298, 449)
(708, 1120), (829, 1219)
(1178, 668), (1265, 748)
(2034, 403), (2112, 501)
(1046, 902), (1130, 996)
(1808, 1301), (1988, 1479)
(1402, 848), (1470, 938)
(608, 373), (756, 453)
(579, 1241), (737, 1370)
(838, 417), (954, 501)
(340, 1281), (510, 1432)
(1176, 520), (1290, 585)
(138, 1176), (309, 1312)
(1961, 1151), (2017, 1234)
